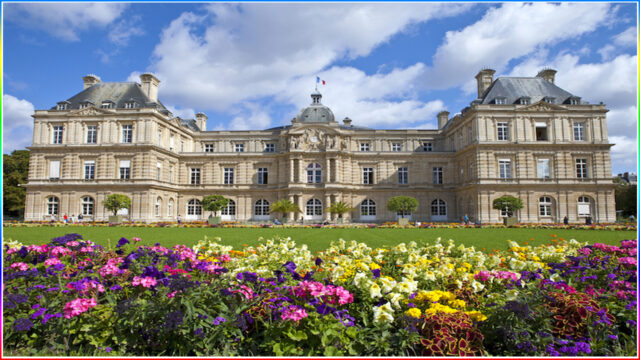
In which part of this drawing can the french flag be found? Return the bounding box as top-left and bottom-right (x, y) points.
(316, 76), (325, 85)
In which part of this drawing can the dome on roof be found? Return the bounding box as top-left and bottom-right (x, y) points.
(295, 91), (335, 123)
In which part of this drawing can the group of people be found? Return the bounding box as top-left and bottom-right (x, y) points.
(50, 213), (84, 224)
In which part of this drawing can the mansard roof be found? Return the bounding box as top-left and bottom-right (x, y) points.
(179, 118), (200, 131)
(480, 77), (580, 105)
(54, 82), (169, 111)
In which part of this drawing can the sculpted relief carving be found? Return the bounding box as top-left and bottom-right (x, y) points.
(288, 127), (343, 151)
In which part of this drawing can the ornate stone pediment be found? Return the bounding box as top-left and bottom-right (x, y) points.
(68, 107), (114, 117)
(516, 101), (568, 112)
(287, 125), (342, 151)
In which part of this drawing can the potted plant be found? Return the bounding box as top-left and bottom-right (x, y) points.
(102, 194), (131, 224)
(202, 195), (229, 224)
(327, 201), (354, 224)
(492, 195), (524, 226)
(269, 199), (301, 223)
(387, 196), (418, 225)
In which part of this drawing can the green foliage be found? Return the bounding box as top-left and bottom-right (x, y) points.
(201, 195), (230, 216)
(102, 194), (131, 216)
(3, 150), (30, 218)
(492, 196), (524, 217)
(326, 201), (354, 218)
(386, 196), (418, 217)
(269, 199), (301, 221)
(614, 181), (637, 218)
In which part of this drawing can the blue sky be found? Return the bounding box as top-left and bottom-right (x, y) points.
(2, 2), (638, 174)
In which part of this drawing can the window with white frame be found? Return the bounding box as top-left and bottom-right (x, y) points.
(119, 160), (131, 180)
(433, 167), (443, 184)
(360, 199), (376, 216)
(306, 199), (323, 216)
(537, 159), (550, 179)
(53, 126), (64, 144)
(392, 143), (402, 152)
(265, 143), (275, 152)
(431, 199), (447, 216)
(121, 124), (132, 143)
(156, 163), (162, 181)
(539, 196), (552, 216)
(79, 102), (89, 109)
(254, 199), (270, 216)
(258, 168), (268, 185)
(169, 167), (174, 183)
(573, 122), (585, 141)
(235, 143), (244, 152)
(221, 199), (236, 215)
(56, 103), (68, 110)
(363, 167), (374, 185)
(497, 122), (509, 141)
(398, 167), (408, 185)
(168, 199), (174, 217)
(49, 160), (60, 179)
(360, 142), (370, 152)
(157, 129), (162, 146)
(124, 101), (136, 109)
(170, 135), (175, 150)
(576, 159), (588, 178)
(204, 144), (215, 152)
(86, 125), (97, 144)
(82, 196), (94, 216)
(101, 101), (114, 109)
(578, 196), (591, 216)
(495, 97), (507, 105)
(224, 168), (234, 185)
(423, 142), (433, 152)
(180, 140), (184, 152)
(499, 159), (512, 179)
(84, 161), (95, 180)
(47, 196), (59, 215)
(190, 168), (201, 185)
(155, 197), (161, 216)
(187, 199), (202, 216)
(307, 163), (322, 184)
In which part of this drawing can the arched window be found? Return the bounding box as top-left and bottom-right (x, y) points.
(306, 198), (323, 216)
(578, 196), (591, 216)
(431, 199), (447, 216)
(307, 163), (322, 183)
(539, 196), (552, 216)
(222, 199), (236, 215)
(47, 196), (59, 215)
(168, 198), (174, 217)
(360, 199), (376, 216)
(155, 197), (162, 216)
(187, 199), (202, 216)
(254, 199), (270, 216)
(81, 196), (94, 216)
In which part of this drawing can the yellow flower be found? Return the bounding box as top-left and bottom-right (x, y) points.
(370, 262), (381, 270)
(466, 311), (487, 322)
(405, 308), (422, 318)
(450, 299), (466, 309)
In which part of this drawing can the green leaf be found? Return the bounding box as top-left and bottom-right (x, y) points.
(286, 329), (308, 342)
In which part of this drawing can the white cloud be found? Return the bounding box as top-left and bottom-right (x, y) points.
(139, 3), (469, 115)
(165, 105), (196, 121)
(4, 3), (127, 41)
(425, 3), (613, 93)
(610, 136), (638, 173)
(108, 16), (145, 46)
(613, 26), (638, 47)
(597, 45), (616, 61)
(2, 95), (35, 154)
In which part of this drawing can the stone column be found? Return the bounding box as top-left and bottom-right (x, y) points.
(290, 159), (294, 182)
(325, 158), (331, 183)
(324, 194), (331, 221)
(297, 195), (303, 222)
(288, 194), (295, 222)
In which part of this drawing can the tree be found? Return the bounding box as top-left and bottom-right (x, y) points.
(3, 150), (30, 219)
(614, 177), (637, 218)
(387, 196), (418, 218)
(327, 201), (354, 219)
(201, 195), (229, 217)
(270, 199), (301, 221)
(492, 196), (524, 217)
(102, 194), (131, 216)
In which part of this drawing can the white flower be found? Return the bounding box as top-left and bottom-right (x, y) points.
(388, 292), (403, 309)
(471, 280), (485, 293)
(373, 302), (394, 324)
(424, 271), (436, 281)
(353, 272), (367, 287)
(369, 282), (382, 298)
(549, 273), (561, 282)
(505, 289), (519, 301)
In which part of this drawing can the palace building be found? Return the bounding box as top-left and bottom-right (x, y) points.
(23, 69), (617, 223)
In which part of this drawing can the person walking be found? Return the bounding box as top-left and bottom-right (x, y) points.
(78, 213), (84, 223)
(63, 213), (68, 224)
(177, 214), (182, 225)
(464, 214), (469, 225)
(563, 216), (568, 225)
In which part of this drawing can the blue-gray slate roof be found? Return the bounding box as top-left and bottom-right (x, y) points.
(54, 82), (168, 111)
(480, 77), (580, 105)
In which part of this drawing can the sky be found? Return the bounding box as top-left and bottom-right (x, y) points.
(2, 2), (638, 175)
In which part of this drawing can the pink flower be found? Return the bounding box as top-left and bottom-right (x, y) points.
(618, 257), (637, 266)
(474, 271), (491, 282)
(10, 262), (29, 271)
(51, 246), (73, 257)
(44, 258), (62, 266)
(66, 241), (80, 247)
(79, 247), (93, 253)
(27, 244), (48, 253)
(578, 248), (592, 256)
(63, 298), (97, 319)
(281, 306), (308, 321)
(132, 276), (157, 288)
(219, 254), (231, 262)
(167, 291), (177, 298)
(133, 237), (142, 242)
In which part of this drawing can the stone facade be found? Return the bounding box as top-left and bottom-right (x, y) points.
(23, 70), (616, 223)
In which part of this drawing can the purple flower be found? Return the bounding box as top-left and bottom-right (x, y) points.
(213, 316), (226, 326)
(607, 273), (616, 280)
(31, 307), (47, 319)
(13, 318), (33, 332)
(315, 257), (323, 266)
(109, 285), (122, 291)
(371, 269), (381, 279)
(116, 237), (130, 247)
(42, 312), (62, 324)
(608, 335), (618, 340)
(627, 319), (637, 327)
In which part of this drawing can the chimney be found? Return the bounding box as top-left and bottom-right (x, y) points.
(343, 117), (352, 126)
(195, 112), (207, 131)
(82, 74), (101, 90)
(437, 111), (450, 129)
(536, 68), (557, 84)
(475, 68), (495, 98)
(140, 73), (161, 103)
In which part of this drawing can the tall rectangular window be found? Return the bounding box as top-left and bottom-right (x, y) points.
(119, 160), (131, 180)
(573, 122), (585, 141)
(86, 125), (97, 144)
(497, 122), (509, 141)
(169, 167), (174, 183)
(170, 135), (175, 150)
(156, 163), (162, 181)
(190, 168), (201, 185)
(157, 129), (162, 146)
(433, 167), (443, 184)
(224, 168), (234, 184)
(363, 167), (374, 184)
(84, 161), (95, 180)
(423, 142), (433, 152)
(122, 125), (132, 143)
(537, 159), (550, 179)
(265, 143), (275, 152)
(53, 126), (64, 144)
(235, 143), (244, 152)
(49, 160), (60, 179)
(392, 143), (402, 152)
(360, 143), (370, 152)
(499, 159), (512, 179)
(258, 168), (268, 185)
(204, 144), (215, 152)
(398, 167), (408, 185)
(180, 140), (184, 152)
(576, 159), (588, 178)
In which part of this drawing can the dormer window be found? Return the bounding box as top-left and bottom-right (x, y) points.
(56, 102), (69, 110)
(101, 101), (115, 109)
(79, 101), (93, 109)
(124, 101), (137, 109)
(494, 97), (507, 105)
(543, 97), (555, 104)
(518, 97), (531, 105)
(567, 97), (581, 105)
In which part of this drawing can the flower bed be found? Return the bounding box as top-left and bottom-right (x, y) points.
(3, 235), (637, 356)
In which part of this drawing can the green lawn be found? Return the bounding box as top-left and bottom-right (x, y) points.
(2, 226), (636, 253)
